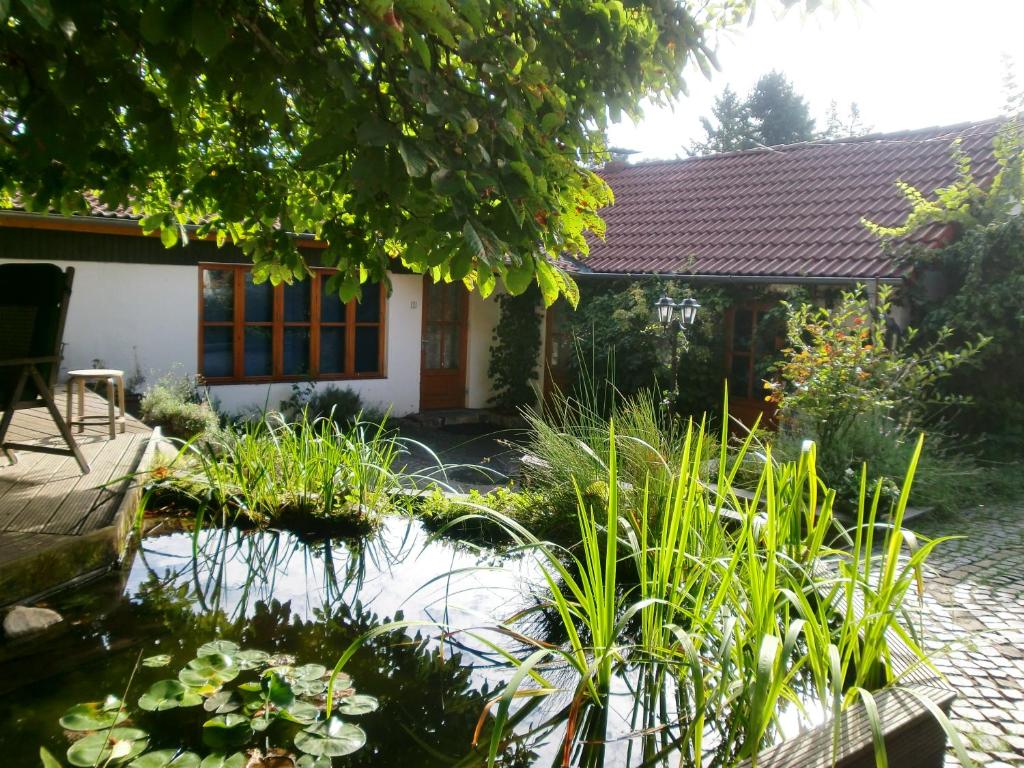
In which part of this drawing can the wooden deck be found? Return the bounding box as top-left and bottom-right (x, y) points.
(0, 386), (153, 603)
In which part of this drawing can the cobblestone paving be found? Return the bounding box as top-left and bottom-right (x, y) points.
(913, 505), (1024, 767)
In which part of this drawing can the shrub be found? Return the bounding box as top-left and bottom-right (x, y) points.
(418, 486), (550, 544)
(768, 288), (989, 513)
(283, 382), (386, 428)
(140, 373), (220, 439)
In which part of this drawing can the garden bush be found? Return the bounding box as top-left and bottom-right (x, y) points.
(283, 382), (386, 428)
(139, 373), (220, 439)
(768, 287), (988, 513)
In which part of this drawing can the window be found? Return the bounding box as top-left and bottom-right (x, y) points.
(199, 265), (385, 382)
(725, 302), (783, 401)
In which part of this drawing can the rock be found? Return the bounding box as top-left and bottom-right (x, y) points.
(3, 605), (62, 638)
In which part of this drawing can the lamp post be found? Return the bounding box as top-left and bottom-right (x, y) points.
(656, 295), (700, 411)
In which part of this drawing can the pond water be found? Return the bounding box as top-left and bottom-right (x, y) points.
(0, 517), (546, 767)
(0, 516), (822, 767)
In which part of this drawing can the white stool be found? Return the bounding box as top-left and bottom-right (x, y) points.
(66, 369), (126, 439)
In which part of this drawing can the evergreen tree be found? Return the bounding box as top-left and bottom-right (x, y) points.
(692, 71), (823, 154)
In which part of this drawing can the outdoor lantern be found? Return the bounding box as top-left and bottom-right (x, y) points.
(655, 295), (675, 327)
(678, 297), (701, 327)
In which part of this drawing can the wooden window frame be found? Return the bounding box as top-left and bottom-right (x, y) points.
(198, 264), (387, 384)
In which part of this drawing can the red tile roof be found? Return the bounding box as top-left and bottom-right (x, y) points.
(583, 118), (1006, 280)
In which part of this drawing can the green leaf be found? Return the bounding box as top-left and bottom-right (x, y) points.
(504, 262), (533, 295)
(128, 750), (200, 768)
(265, 671), (295, 709)
(192, 14), (230, 59)
(0, 0), (11, 22)
(18, 0), (53, 28)
(139, 680), (202, 712)
(336, 694), (379, 716)
(159, 226), (178, 249)
(66, 728), (148, 767)
(410, 34), (431, 68)
(179, 653), (238, 688)
(59, 696), (128, 731)
(398, 142), (428, 178)
(233, 649), (270, 669)
(202, 690), (241, 714)
(463, 221), (486, 261)
(292, 663), (328, 681)
(197, 640), (240, 657)
(280, 700), (319, 725)
(295, 756), (332, 768)
(39, 747), (62, 768)
(198, 755), (245, 768)
(142, 654), (172, 668)
(294, 717), (366, 757)
(201, 714), (252, 751)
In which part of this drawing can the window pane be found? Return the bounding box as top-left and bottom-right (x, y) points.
(245, 275), (274, 322)
(322, 280), (346, 323)
(729, 354), (751, 399)
(284, 280), (311, 322)
(355, 285), (381, 322)
(320, 327), (346, 374)
(441, 324), (459, 369)
(426, 281), (444, 321)
(355, 327), (380, 373)
(202, 270), (234, 322)
(441, 283), (461, 322)
(423, 325), (441, 369)
(203, 327), (233, 377)
(244, 327), (273, 376)
(283, 327), (311, 375)
(733, 309), (754, 352)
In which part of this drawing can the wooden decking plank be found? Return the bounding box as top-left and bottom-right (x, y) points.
(0, 444), (82, 531)
(50, 435), (145, 535)
(34, 437), (134, 535)
(0, 439), (108, 533)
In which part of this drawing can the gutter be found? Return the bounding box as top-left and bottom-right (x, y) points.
(0, 210), (321, 244)
(572, 271), (904, 286)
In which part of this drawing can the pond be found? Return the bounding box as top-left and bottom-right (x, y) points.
(1, 516), (824, 768)
(0, 518), (550, 767)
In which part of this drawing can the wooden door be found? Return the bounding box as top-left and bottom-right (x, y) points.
(419, 278), (469, 410)
(724, 302), (783, 429)
(543, 302), (573, 402)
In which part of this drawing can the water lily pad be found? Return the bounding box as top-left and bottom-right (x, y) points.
(198, 754), (246, 768)
(67, 727), (149, 767)
(197, 640), (239, 657)
(336, 694), (379, 716)
(296, 756), (332, 768)
(292, 664), (327, 681)
(59, 696), (128, 731)
(203, 690), (241, 714)
(139, 680), (202, 711)
(142, 654), (172, 668)
(294, 717), (366, 757)
(180, 653), (238, 688)
(290, 678), (325, 697)
(202, 714), (252, 750)
(128, 750), (201, 767)
(279, 700), (319, 725)
(234, 649), (270, 669)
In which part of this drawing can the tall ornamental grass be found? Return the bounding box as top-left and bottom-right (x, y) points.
(153, 409), (418, 533)
(453, 413), (967, 768)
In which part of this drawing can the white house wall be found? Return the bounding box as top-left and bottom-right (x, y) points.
(0, 255), (508, 416)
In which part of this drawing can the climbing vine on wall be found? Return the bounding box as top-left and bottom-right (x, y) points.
(488, 288), (543, 412)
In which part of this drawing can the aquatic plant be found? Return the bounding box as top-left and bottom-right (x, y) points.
(429, 413), (970, 768)
(149, 409), (423, 534)
(40, 639), (377, 768)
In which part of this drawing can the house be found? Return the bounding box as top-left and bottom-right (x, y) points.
(0, 118), (1004, 419)
(545, 117), (1005, 422)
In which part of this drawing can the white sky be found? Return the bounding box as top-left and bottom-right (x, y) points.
(607, 0), (1024, 160)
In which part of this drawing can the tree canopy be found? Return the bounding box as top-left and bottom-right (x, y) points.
(691, 70), (823, 154)
(0, 0), (818, 303)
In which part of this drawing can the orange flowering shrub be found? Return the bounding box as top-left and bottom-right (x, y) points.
(768, 287), (987, 450)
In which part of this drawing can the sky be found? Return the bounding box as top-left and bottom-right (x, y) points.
(607, 0), (1024, 160)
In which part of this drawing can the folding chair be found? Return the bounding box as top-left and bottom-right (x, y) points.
(0, 263), (89, 473)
